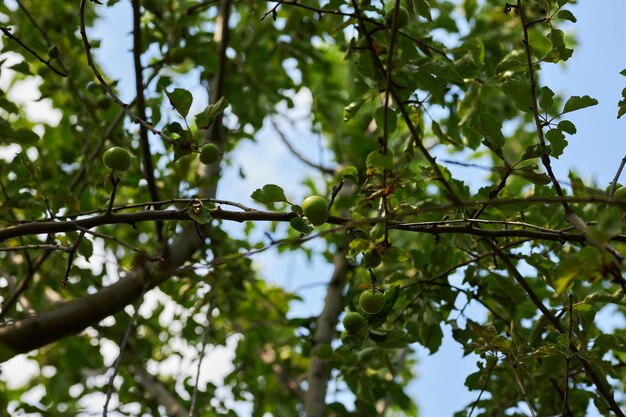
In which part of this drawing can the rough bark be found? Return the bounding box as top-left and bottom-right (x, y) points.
(304, 251), (349, 417)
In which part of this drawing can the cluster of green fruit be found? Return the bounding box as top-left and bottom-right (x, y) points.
(103, 143), (221, 173)
(340, 289), (385, 347)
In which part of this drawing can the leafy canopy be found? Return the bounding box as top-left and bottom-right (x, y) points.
(1, 0), (626, 416)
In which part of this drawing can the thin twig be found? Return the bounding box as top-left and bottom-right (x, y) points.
(468, 357), (498, 417)
(0, 26), (67, 77)
(62, 230), (86, 289)
(75, 225), (162, 262)
(106, 175), (120, 215)
(507, 356), (537, 417)
(0, 244), (69, 253)
(189, 281), (217, 417)
(270, 118), (335, 174)
(561, 292), (573, 416)
(609, 155), (626, 196)
(78, 0), (177, 146)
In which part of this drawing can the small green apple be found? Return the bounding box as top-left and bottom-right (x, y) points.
(302, 195), (329, 226)
(343, 312), (365, 333)
(386, 6), (409, 28)
(199, 143), (220, 165)
(359, 289), (385, 314)
(103, 147), (131, 172)
(614, 186), (626, 201)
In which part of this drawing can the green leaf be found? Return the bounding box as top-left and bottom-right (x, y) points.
(618, 86), (626, 119)
(415, 0), (433, 22)
(166, 88), (193, 118)
(545, 129), (567, 158)
(13, 129), (39, 144)
(195, 97), (228, 129)
(557, 120), (576, 135)
(9, 61), (32, 75)
(495, 55), (524, 74)
(588, 207), (624, 243)
(251, 184), (288, 204)
(557, 10), (577, 23)
(513, 165), (551, 185)
(470, 113), (504, 148)
(554, 247), (603, 294)
(432, 120), (462, 148)
(374, 107), (397, 134)
(290, 217), (313, 234)
(539, 86), (554, 111)
(341, 166), (359, 182)
(562, 95), (598, 114)
(366, 151), (393, 169)
(188, 204), (213, 224)
(77, 237), (93, 262)
(343, 100), (364, 122)
(503, 77), (532, 112)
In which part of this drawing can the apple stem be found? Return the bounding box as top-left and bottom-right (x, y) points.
(107, 174), (121, 215)
(368, 268), (378, 288)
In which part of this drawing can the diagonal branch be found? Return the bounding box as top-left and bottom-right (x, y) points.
(79, 0), (177, 147)
(516, 0), (626, 272)
(270, 118), (335, 175)
(488, 240), (625, 416)
(0, 26), (67, 77)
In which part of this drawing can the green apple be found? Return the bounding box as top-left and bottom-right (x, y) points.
(386, 6), (409, 28)
(199, 143), (220, 165)
(359, 289), (385, 314)
(302, 195), (329, 226)
(614, 186), (626, 201)
(103, 147), (131, 172)
(48, 45), (60, 59)
(343, 312), (365, 333)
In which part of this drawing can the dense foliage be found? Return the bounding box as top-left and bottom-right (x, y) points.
(1, 0), (626, 416)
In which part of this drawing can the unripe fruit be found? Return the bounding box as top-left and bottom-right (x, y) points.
(359, 289), (385, 314)
(614, 186), (626, 201)
(302, 195), (329, 226)
(386, 6), (409, 28)
(48, 45), (60, 59)
(340, 330), (362, 348)
(343, 312), (365, 333)
(363, 248), (382, 268)
(103, 147), (131, 172)
(199, 143), (220, 165)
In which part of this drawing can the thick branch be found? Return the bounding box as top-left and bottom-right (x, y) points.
(304, 251), (349, 417)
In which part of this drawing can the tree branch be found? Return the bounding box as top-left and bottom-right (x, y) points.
(489, 240), (625, 416)
(304, 250), (349, 417)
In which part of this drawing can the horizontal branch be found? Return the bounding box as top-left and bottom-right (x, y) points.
(0, 208), (298, 241)
(2, 206), (626, 246)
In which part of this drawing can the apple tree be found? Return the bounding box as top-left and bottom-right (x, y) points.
(1, 0), (626, 416)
